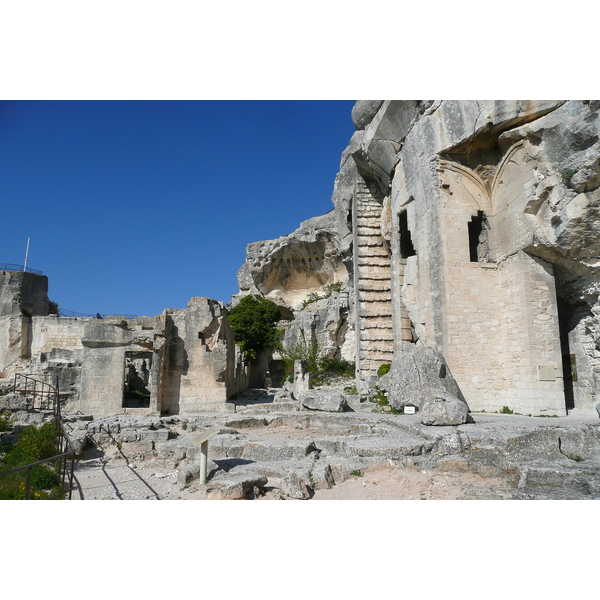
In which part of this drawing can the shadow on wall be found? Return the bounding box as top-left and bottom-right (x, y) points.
(162, 321), (189, 415)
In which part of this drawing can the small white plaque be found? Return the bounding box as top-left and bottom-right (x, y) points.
(538, 365), (556, 381)
(404, 406), (416, 414)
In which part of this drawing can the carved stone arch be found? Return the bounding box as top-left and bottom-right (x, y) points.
(438, 159), (492, 215)
(490, 140), (527, 200)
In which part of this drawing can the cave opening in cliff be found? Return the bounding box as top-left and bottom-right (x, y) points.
(399, 210), (416, 259)
(468, 211), (489, 262)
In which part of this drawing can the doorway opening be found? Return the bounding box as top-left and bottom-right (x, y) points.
(556, 298), (590, 412)
(123, 351), (152, 408)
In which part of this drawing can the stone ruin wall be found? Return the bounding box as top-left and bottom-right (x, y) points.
(0, 269), (247, 416)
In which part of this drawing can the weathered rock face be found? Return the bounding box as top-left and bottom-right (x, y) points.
(419, 392), (471, 426)
(237, 211), (349, 310)
(351, 101), (384, 131)
(387, 346), (463, 410)
(235, 195), (356, 367)
(239, 100), (600, 418)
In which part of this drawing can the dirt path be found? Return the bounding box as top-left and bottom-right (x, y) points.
(309, 465), (516, 500)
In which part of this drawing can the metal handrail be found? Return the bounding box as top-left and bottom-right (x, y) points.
(0, 263), (43, 275)
(58, 309), (138, 319)
(0, 375), (76, 499)
(0, 444), (75, 500)
(13, 374), (57, 412)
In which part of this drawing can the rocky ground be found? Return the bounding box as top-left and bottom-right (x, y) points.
(62, 388), (600, 501)
(71, 455), (516, 500)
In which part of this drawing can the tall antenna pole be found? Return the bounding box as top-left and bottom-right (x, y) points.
(23, 237), (30, 272)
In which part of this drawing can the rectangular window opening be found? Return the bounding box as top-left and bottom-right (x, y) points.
(399, 211), (416, 258)
(468, 210), (489, 263)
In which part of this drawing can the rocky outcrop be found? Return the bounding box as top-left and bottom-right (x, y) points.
(237, 211), (348, 310)
(387, 346), (464, 411)
(238, 100), (600, 418)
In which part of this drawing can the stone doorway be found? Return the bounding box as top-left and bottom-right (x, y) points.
(123, 351), (152, 408)
(556, 299), (579, 412)
(268, 359), (286, 388)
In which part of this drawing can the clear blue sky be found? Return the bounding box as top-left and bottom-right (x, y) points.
(0, 101), (357, 316)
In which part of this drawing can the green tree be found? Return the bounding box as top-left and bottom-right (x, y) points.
(226, 295), (281, 361)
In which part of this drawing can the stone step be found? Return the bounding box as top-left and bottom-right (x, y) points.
(357, 257), (391, 268)
(360, 329), (394, 338)
(235, 401), (298, 415)
(358, 295), (392, 306)
(356, 225), (381, 234)
(356, 217), (382, 224)
(356, 247), (389, 259)
(359, 342), (395, 355)
(357, 281), (391, 292)
(360, 346), (394, 356)
(356, 268), (390, 279)
(359, 310), (392, 318)
(356, 237), (386, 247)
(358, 319), (393, 329)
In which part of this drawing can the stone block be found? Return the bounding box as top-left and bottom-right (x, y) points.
(299, 389), (347, 412)
(420, 393), (471, 426)
(139, 429), (170, 442)
(206, 472), (268, 500)
(280, 471), (311, 499)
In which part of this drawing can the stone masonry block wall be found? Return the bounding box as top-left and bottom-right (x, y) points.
(30, 316), (90, 355)
(443, 253), (564, 415)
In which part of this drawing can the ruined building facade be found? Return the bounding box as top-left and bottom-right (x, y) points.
(2, 101), (600, 418)
(0, 270), (247, 415)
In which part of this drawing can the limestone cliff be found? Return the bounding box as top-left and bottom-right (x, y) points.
(238, 100), (600, 416)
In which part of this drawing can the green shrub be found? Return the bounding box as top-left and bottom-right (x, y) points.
(0, 413), (12, 432)
(563, 168), (577, 184)
(377, 363), (391, 377)
(278, 329), (321, 374)
(500, 406), (514, 414)
(299, 283), (344, 311)
(320, 358), (354, 376)
(226, 295), (281, 362)
(3, 421), (60, 468)
(31, 464), (61, 489)
(373, 388), (389, 406)
(0, 421), (63, 500)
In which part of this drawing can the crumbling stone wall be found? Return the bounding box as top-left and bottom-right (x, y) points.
(160, 297), (245, 414)
(0, 271), (247, 416)
(0, 271), (49, 372)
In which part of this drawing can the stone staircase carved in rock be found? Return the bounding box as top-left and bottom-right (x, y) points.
(352, 180), (394, 382)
